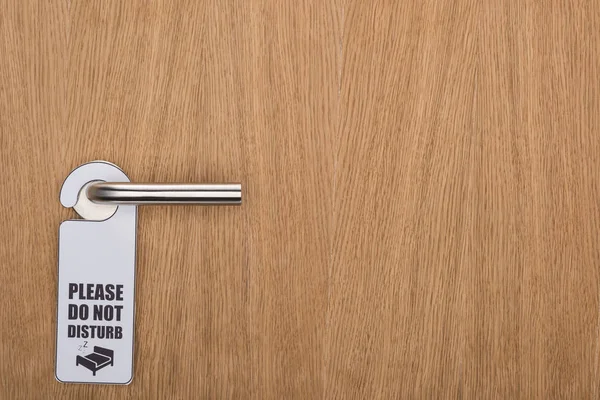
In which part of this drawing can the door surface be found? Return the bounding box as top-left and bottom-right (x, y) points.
(1, 1), (599, 398)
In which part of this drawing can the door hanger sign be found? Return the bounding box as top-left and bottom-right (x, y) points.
(56, 161), (136, 384)
(55, 160), (241, 384)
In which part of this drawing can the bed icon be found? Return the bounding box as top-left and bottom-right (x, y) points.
(76, 346), (114, 376)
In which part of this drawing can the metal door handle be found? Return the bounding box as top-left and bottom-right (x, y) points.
(87, 182), (242, 205)
(60, 161), (242, 221)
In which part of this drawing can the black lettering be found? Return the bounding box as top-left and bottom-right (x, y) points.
(86, 283), (94, 300)
(67, 283), (124, 300)
(68, 304), (78, 320)
(92, 305), (119, 321)
(114, 305), (123, 321)
(116, 285), (124, 301)
(105, 284), (115, 301)
(104, 305), (114, 321)
(95, 284), (104, 300)
(79, 304), (89, 320)
(68, 283), (78, 299)
(93, 305), (103, 321)
(67, 324), (124, 339)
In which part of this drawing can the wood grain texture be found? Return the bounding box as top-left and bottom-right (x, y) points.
(1, 0), (599, 398)
(468, 2), (600, 398)
(326, 1), (477, 398)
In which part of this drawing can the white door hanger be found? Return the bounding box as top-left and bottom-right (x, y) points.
(55, 160), (241, 384)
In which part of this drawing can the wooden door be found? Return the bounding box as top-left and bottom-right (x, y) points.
(1, 1), (599, 398)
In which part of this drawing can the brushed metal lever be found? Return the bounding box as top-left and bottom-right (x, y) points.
(87, 182), (242, 205)
(61, 161), (242, 221)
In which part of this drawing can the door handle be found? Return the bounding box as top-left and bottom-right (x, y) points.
(87, 182), (242, 205)
(65, 164), (242, 221)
